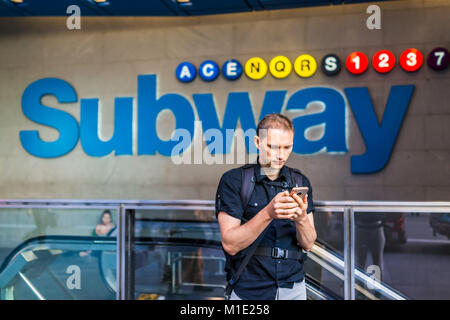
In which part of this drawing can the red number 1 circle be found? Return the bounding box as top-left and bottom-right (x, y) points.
(400, 48), (423, 72)
(346, 52), (369, 75)
(373, 50), (395, 73)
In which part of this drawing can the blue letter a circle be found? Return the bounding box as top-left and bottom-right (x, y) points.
(176, 62), (196, 83)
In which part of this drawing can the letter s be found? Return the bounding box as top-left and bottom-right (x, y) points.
(20, 78), (79, 158)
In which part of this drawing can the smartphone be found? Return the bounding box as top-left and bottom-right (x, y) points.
(290, 187), (309, 200)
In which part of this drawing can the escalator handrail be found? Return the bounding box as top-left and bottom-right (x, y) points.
(304, 274), (342, 300)
(310, 243), (408, 300)
(0, 235), (116, 274)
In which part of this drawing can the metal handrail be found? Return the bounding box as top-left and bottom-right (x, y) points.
(310, 244), (407, 300)
(1, 199), (449, 212)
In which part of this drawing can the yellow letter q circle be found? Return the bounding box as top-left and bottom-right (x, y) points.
(269, 56), (292, 79)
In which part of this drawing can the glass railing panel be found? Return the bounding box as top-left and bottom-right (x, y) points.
(304, 210), (344, 299)
(133, 208), (345, 300)
(314, 209), (344, 255)
(0, 236), (117, 300)
(133, 208), (223, 300)
(134, 208), (220, 242)
(0, 207), (118, 300)
(354, 211), (450, 300)
(134, 242), (226, 300)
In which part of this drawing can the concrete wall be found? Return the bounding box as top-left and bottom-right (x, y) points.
(0, 0), (449, 201)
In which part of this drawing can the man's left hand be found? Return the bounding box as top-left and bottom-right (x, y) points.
(289, 192), (308, 222)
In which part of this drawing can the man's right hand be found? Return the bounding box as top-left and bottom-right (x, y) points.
(266, 190), (300, 220)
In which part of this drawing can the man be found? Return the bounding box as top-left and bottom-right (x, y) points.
(215, 113), (317, 300)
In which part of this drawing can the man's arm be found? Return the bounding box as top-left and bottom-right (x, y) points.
(291, 193), (317, 251)
(218, 208), (272, 256)
(294, 211), (317, 251)
(218, 191), (299, 256)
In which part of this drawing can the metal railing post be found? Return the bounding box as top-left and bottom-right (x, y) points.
(125, 208), (135, 300)
(116, 204), (126, 300)
(343, 206), (355, 300)
(117, 205), (135, 300)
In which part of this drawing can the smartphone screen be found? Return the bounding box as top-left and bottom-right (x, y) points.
(291, 187), (309, 200)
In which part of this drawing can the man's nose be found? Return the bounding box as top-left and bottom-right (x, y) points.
(277, 148), (286, 159)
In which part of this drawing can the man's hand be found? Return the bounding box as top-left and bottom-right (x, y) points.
(289, 191), (316, 251)
(289, 191), (309, 223)
(265, 190), (300, 220)
(219, 190), (299, 256)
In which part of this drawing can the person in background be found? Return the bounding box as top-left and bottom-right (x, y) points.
(80, 210), (115, 257)
(93, 209), (115, 236)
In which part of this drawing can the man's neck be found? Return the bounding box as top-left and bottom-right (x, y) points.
(258, 158), (281, 181)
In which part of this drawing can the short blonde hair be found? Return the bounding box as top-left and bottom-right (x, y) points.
(257, 113), (294, 137)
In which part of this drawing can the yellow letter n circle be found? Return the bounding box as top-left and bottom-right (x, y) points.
(245, 57), (268, 80)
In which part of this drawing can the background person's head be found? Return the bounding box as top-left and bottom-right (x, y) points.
(254, 113), (294, 170)
(100, 210), (112, 225)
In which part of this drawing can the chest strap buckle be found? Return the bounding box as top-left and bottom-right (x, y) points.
(271, 247), (287, 259)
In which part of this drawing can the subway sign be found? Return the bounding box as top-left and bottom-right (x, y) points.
(20, 73), (415, 174)
(20, 46), (450, 174)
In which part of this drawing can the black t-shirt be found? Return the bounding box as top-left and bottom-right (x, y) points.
(215, 160), (314, 300)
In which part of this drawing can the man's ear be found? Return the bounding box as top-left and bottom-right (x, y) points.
(254, 135), (260, 150)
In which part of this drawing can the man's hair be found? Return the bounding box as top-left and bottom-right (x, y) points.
(256, 113), (294, 137)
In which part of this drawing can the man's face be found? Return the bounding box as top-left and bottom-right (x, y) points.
(254, 128), (294, 169)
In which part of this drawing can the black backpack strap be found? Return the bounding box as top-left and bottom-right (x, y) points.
(240, 165), (255, 211)
(223, 165), (255, 282)
(225, 223), (271, 299)
(225, 164), (268, 299)
(289, 167), (304, 187)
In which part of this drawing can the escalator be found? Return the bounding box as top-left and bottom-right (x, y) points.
(0, 233), (407, 300)
(0, 236), (117, 300)
(306, 240), (407, 300)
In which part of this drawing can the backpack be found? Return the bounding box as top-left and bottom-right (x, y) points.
(224, 163), (306, 299)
